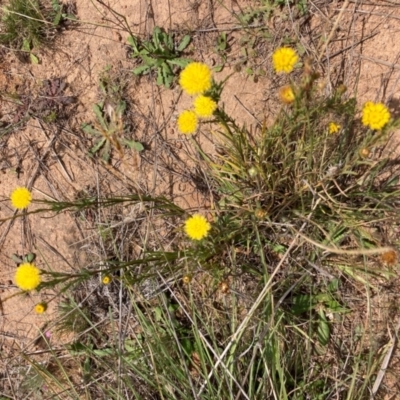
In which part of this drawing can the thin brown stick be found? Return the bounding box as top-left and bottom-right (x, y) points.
(317, 0), (351, 62)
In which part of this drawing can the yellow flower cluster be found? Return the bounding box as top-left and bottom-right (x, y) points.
(15, 263), (41, 291)
(194, 95), (217, 118)
(178, 110), (198, 135)
(279, 85), (295, 104)
(362, 101), (390, 130)
(177, 63), (218, 134)
(184, 214), (211, 241)
(179, 62), (212, 95)
(329, 122), (340, 134)
(272, 47), (298, 74)
(10, 187), (32, 210)
(35, 302), (47, 314)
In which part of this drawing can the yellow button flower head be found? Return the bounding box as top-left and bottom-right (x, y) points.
(362, 101), (390, 130)
(10, 187), (32, 210)
(15, 263), (41, 291)
(35, 302), (47, 314)
(194, 95), (217, 118)
(278, 85), (295, 104)
(177, 110), (198, 135)
(102, 275), (111, 285)
(272, 47), (299, 74)
(179, 62), (212, 95)
(184, 214), (211, 241)
(329, 122), (341, 134)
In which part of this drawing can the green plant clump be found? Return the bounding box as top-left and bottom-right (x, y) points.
(82, 72), (144, 162)
(128, 26), (191, 88)
(0, 0), (71, 62)
(5, 40), (400, 399)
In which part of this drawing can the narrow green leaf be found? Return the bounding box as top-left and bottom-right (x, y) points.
(90, 138), (106, 155)
(156, 69), (164, 86)
(133, 64), (150, 75)
(152, 26), (162, 48)
(101, 141), (111, 162)
(93, 104), (108, 131)
(127, 35), (139, 53)
(124, 140), (144, 152)
(53, 10), (62, 25)
(177, 34), (191, 51)
(317, 310), (330, 346)
(11, 254), (23, 264)
(82, 123), (100, 136)
(22, 39), (31, 52)
(30, 53), (39, 64)
(142, 55), (158, 67)
(291, 294), (313, 315)
(167, 58), (191, 68)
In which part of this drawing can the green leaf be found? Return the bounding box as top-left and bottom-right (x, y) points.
(25, 253), (36, 263)
(141, 54), (157, 67)
(101, 141), (111, 163)
(155, 68), (163, 86)
(90, 138), (106, 155)
(124, 140), (144, 152)
(22, 39), (31, 52)
(165, 31), (173, 49)
(127, 35), (139, 53)
(82, 123), (100, 136)
(384, 175), (399, 189)
(216, 32), (227, 51)
(93, 348), (114, 357)
(154, 306), (162, 322)
(116, 101), (126, 118)
(213, 65), (224, 73)
(161, 62), (173, 88)
(326, 300), (349, 313)
(328, 278), (339, 292)
(11, 254), (23, 264)
(152, 26), (162, 48)
(317, 310), (330, 346)
(53, 9), (62, 25)
(93, 104), (108, 131)
(181, 338), (195, 357)
(291, 294), (313, 315)
(30, 53), (39, 64)
(133, 64), (150, 75)
(167, 58), (191, 68)
(177, 34), (191, 51)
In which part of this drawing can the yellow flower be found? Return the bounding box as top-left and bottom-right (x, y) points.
(272, 47), (299, 74)
(35, 302), (47, 314)
(278, 85), (295, 104)
(359, 148), (370, 158)
(179, 62), (212, 95)
(362, 101), (390, 130)
(102, 275), (111, 285)
(329, 122), (341, 134)
(10, 187), (32, 210)
(15, 263), (41, 291)
(184, 214), (211, 241)
(177, 110), (198, 135)
(182, 275), (192, 284)
(194, 95), (217, 118)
